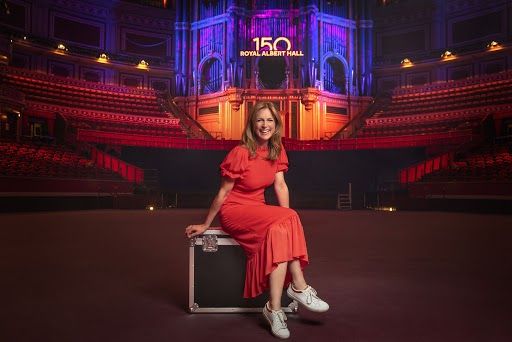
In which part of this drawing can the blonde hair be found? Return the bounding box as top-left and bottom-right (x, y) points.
(241, 101), (283, 161)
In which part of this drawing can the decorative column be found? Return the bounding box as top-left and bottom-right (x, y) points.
(366, 18), (373, 96)
(348, 0), (356, 95)
(226, 8), (237, 73)
(300, 3), (319, 82)
(174, 1), (190, 96)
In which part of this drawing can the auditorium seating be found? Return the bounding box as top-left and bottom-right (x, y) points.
(381, 72), (512, 118)
(27, 102), (186, 137)
(421, 143), (512, 182)
(392, 70), (512, 99)
(1, 66), (163, 117)
(356, 71), (512, 138)
(358, 116), (482, 138)
(1, 66), (190, 138)
(0, 140), (123, 180)
(382, 88), (512, 118)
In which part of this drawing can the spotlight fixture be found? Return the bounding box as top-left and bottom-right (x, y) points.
(400, 58), (413, 67)
(137, 59), (149, 70)
(487, 40), (501, 50)
(97, 53), (109, 63)
(441, 50), (455, 60)
(57, 43), (67, 51)
(146, 205), (155, 211)
(23, 36), (27, 40)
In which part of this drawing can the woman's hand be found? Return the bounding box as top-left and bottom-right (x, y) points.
(185, 224), (209, 238)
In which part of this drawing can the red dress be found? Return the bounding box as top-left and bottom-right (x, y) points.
(219, 145), (309, 298)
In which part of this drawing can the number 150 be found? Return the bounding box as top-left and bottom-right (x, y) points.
(252, 37), (292, 51)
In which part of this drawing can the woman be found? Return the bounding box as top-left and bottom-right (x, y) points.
(185, 102), (328, 339)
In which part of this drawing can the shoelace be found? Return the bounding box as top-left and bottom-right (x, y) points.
(273, 310), (288, 329)
(304, 286), (319, 305)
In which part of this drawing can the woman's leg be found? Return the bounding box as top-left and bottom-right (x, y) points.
(288, 259), (307, 290)
(269, 261), (288, 310)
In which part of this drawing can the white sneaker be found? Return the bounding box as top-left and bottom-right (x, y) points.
(262, 302), (290, 339)
(286, 284), (329, 313)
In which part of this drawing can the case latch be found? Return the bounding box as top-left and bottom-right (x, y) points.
(202, 234), (218, 252)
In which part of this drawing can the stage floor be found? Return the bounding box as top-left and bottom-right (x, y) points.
(1, 209), (511, 342)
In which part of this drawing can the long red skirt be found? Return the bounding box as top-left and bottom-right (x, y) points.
(219, 204), (309, 298)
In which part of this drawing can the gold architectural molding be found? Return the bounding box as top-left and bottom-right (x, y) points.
(226, 88), (244, 111)
(300, 88), (320, 111)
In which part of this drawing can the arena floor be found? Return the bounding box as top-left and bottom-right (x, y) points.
(1, 209), (511, 342)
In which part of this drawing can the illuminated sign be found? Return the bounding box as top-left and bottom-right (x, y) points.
(240, 37), (304, 57)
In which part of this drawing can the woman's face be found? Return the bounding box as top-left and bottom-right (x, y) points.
(253, 108), (276, 145)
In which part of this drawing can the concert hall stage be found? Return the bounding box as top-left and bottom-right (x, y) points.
(1, 209), (511, 341)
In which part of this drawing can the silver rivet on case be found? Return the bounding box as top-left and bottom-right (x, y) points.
(189, 237), (197, 247)
(202, 235), (218, 252)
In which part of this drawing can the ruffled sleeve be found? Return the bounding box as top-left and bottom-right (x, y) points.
(276, 146), (289, 173)
(220, 145), (249, 180)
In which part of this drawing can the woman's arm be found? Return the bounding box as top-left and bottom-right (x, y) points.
(185, 178), (235, 238)
(274, 171), (289, 208)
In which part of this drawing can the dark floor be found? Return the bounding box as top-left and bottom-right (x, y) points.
(1, 209), (511, 342)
